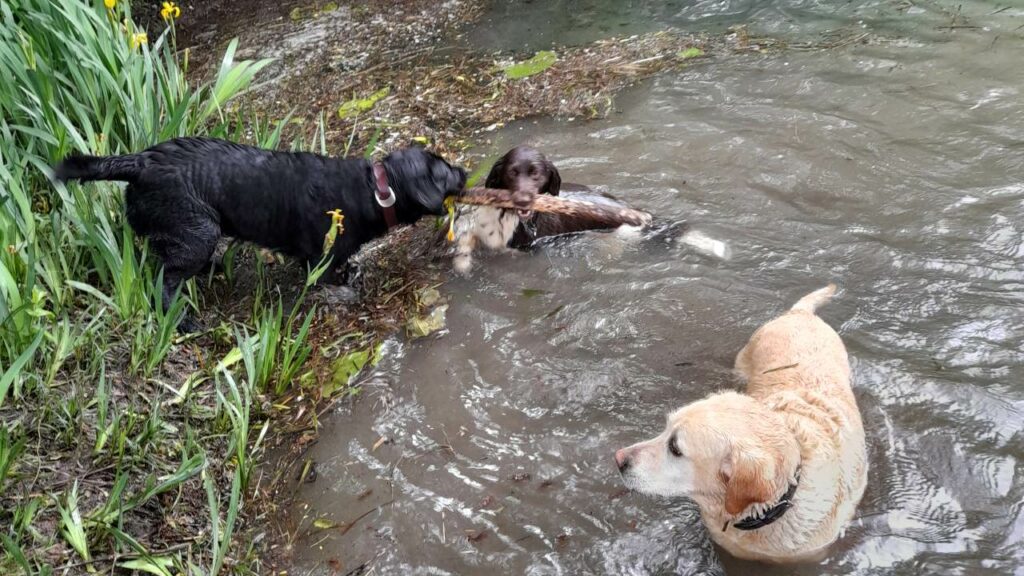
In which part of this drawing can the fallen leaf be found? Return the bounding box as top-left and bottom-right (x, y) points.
(313, 518), (338, 530)
(324, 347), (371, 396)
(677, 47), (705, 60)
(406, 304), (447, 338)
(417, 286), (442, 308)
(338, 87), (391, 119)
(503, 51), (557, 79)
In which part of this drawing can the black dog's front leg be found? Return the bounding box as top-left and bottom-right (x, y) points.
(308, 259), (361, 305)
(161, 271), (201, 334)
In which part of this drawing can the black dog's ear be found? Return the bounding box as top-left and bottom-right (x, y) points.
(484, 154), (508, 189)
(542, 160), (561, 196)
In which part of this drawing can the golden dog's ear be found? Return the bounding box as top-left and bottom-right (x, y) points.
(722, 447), (776, 516)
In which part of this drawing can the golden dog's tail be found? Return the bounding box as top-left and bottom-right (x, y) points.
(790, 283), (837, 313)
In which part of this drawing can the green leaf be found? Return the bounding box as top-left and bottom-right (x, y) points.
(215, 346), (245, 372)
(406, 305), (448, 339)
(313, 518), (338, 530)
(338, 87), (391, 119)
(0, 427), (27, 493)
(521, 288), (548, 299)
(0, 332), (43, 408)
(370, 342), (384, 367)
(325, 348), (371, 396)
(677, 47), (705, 60)
(363, 126), (383, 159)
(119, 557), (174, 576)
(503, 51), (557, 79)
(1, 535), (31, 573)
(58, 484), (90, 563)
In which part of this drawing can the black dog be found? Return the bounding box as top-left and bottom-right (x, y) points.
(452, 145), (643, 273)
(55, 137), (466, 331)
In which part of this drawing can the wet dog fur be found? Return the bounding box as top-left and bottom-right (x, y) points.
(615, 285), (867, 563)
(54, 137), (466, 331)
(452, 145), (643, 273)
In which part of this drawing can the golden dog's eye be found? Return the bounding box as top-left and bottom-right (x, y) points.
(668, 434), (683, 458)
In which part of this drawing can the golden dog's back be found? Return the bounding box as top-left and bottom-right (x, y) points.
(735, 284), (854, 406)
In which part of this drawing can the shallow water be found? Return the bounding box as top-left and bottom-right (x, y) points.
(291, 2), (1024, 574)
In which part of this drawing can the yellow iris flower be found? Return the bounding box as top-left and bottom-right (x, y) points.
(161, 1), (181, 21)
(130, 32), (148, 49)
(323, 209), (346, 254)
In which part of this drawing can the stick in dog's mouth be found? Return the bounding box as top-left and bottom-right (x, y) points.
(457, 187), (653, 227)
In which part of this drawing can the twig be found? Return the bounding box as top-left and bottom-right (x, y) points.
(63, 541), (197, 571)
(338, 499), (396, 536)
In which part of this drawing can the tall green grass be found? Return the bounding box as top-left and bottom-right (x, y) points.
(0, 0), (285, 573)
(0, 0), (270, 390)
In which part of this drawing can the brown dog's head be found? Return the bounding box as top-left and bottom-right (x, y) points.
(485, 146), (562, 219)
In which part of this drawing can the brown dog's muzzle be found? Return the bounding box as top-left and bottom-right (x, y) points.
(511, 188), (537, 218)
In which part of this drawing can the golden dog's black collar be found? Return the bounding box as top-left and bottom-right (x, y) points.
(725, 469), (800, 532)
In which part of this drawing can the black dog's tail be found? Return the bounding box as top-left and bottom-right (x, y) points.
(53, 153), (144, 184)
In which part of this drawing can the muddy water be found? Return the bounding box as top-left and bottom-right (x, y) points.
(291, 2), (1024, 574)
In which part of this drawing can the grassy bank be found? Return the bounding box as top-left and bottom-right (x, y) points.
(0, 1), (346, 573)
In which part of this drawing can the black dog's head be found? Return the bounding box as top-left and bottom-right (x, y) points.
(485, 146), (561, 219)
(384, 146), (467, 218)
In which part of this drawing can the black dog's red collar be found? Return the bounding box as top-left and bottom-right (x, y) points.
(372, 162), (398, 230)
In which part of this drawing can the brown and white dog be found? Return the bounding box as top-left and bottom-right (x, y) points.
(451, 146), (644, 274)
(615, 285), (867, 563)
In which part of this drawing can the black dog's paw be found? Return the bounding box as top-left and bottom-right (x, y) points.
(316, 285), (360, 306)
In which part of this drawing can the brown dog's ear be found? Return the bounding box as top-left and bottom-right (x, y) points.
(542, 160), (561, 196)
(484, 154), (509, 189)
(722, 447), (776, 516)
